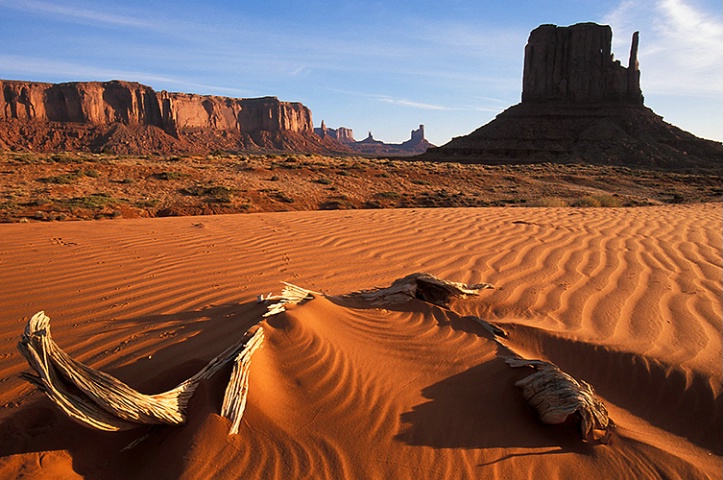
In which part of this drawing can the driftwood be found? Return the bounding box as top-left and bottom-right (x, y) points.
(260, 282), (317, 317)
(18, 275), (612, 446)
(505, 357), (614, 443)
(221, 327), (265, 434)
(351, 272), (494, 308)
(18, 311), (263, 433)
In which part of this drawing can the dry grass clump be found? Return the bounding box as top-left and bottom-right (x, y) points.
(529, 197), (568, 207)
(571, 194), (623, 207)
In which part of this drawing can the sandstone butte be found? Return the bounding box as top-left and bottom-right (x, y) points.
(0, 80), (350, 155)
(315, 122), (434, 156)
(424, 22), (723, 170)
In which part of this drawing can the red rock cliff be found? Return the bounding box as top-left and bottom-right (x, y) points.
(0, 79), (345, 154)
(0, 80), (313, 134)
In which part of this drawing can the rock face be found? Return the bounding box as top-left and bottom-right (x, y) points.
(0, 80), (346, 154)
(314, 121), (355, 144)
(425, 23), (722, 170)
(318, 123), (434, 156)
(522, 23), (642, 104)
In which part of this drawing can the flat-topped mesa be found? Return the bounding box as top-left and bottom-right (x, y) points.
(0, 80), (314, 135)
(0, 79), (341, 153)
(522, 23), (642, 104)
(1, 80), (164, 125)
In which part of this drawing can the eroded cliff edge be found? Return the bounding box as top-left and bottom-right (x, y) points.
(0, 80), (346, 154)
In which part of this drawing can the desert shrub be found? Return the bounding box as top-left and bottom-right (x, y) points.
(320, 198), (355, 210)
(528, 197), (568, 207)
(319, 200), (356, 210)
(375, 191), (401, 200)
(135, 199), (159, 208)
(50, 153), (77, 164)
(64, 193), (116, 209)
(120, 178), (135, 184)
(154, 171), (188, 181)
(272, 192), (294, 203)
(0, 199), (18, 210)
(412, 179), (431, 186)
(24, 197), (53, 207)
(275, 158), (301, 170)
(181, 185), (234, 203)
(568, 194), (623, 208)
(181, 185), (205, 196)
(204, 186), (234, 203)
(84, 169), (100, 178)
(667, 192), (685, 204)
(314, 178), (333, 185)
(591, 194), (623, 207)
(571, 196), (601, 207)
(12, 153), (42, 164)
(362, 200), (383, 209)
(38, 171), (85, 184)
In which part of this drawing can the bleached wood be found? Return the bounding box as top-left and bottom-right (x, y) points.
(262, 283), (316, 317)
(18, 311), (259, 431)
(350, 272), (494, 308)
(220, 327), (265, 434)
(506, 357), (614, 442)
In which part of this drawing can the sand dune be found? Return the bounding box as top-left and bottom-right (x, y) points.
(0, 204), (720, 479)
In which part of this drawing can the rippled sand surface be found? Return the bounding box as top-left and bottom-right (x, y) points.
(0, 204), (720, 479)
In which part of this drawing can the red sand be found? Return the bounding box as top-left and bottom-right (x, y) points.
(0, 204), (720, 479)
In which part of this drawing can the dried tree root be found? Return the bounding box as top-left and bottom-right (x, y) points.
(350, 272), (494, 308)
(18, 311), (260, 432)
(221, 328), (265, 434)
(506, 357), (615, 443)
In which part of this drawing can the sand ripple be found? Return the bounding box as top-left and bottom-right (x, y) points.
(0, 204), (720, 478)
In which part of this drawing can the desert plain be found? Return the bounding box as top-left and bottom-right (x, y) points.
(0, 172), (720, 478)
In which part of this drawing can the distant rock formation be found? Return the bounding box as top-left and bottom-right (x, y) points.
(314, 121), (355, 144)
(425, 22), (722, 170)
(0, 80), (349, 155)
(318, 123), (434, 156)
(359, 131), (381, 144)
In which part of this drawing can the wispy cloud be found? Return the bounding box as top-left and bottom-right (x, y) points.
(603, 0), (723, 97)
(377, 96), (450, 111)
(0, 0), (155, 29)
(0, 55), (254, 96)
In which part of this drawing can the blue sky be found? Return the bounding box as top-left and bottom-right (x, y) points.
(1, 0), (721, 145)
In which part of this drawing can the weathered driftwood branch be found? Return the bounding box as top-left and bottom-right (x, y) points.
(221, 327), (265, 434)
(18, 311), (261, 432)
(261, 283), (317, 317)
(350, 272), (494, 308)
(505, 357), (614, 443)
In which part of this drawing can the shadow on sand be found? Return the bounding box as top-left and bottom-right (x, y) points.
(0, 300), (266, 479)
